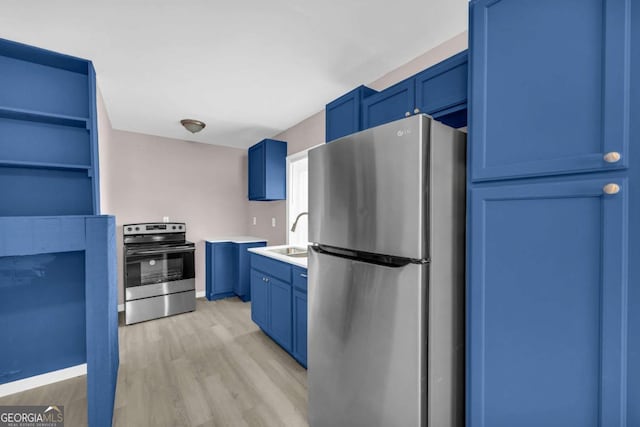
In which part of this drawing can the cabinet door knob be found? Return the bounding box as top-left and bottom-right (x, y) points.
(405, 112), (411, 117)
(603, 183), (620, 195)
(300, 273), (308, 278)
(603, 152), (621, 163)
(414, 108), (420, 114)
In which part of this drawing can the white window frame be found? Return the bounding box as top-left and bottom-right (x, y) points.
(286, 144), (322, 246)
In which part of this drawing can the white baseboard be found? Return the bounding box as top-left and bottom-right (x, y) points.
(0, 364), (87, 398)
(118, 290), (205, 312)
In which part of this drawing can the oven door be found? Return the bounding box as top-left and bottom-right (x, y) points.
(124, 243), (195, 301)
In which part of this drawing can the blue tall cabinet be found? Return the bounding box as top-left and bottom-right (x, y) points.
(467, 1), (637, 426)
(0, 38), (118, 427)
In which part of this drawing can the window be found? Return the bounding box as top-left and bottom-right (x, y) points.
(287, 150), (310, 246)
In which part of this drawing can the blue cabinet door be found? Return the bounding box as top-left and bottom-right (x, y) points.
(235, 242), (266, 301)
(263, 139), (287, 200)
(415, 50), (468, 116)
(206, 242), (235, 300)
(293, 289), (307, 367)
(468, 176), (627, 426)
(362, 79), (415, 129)
(268, 276), (292, 352)
(325, 85), (377, 142)
(250, 270), (268, 331)
(469, 0), (631, 181)
(248, 143), (265, 200)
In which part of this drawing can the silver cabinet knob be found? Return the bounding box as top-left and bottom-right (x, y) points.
(414, 108), (420, 114)
(404, 112), (411, 117)
(300, 273), (308, 278)
(603, 183), (620, 195)
(604, 152), (621, 163)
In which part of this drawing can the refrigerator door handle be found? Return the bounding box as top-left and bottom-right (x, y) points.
(310, 244), (428, 267)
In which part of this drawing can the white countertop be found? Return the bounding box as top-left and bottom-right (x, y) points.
(205, 236), (267, 244)
(248, 245), (308, 268)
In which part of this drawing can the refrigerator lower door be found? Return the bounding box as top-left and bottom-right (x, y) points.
(308, 248), (428, 427)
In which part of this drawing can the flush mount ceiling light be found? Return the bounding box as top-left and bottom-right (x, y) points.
(180, 119), (206, 134)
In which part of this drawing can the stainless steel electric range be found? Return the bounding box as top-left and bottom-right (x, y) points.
(123, 222), (195, 325)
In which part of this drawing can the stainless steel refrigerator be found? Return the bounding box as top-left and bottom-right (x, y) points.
(308, 114), (466, 427)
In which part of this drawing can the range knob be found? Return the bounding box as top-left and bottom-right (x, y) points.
(127, 227), (132, 232)
(179, 225), (183, 230)
(172, 226), (176, 230)
(135, 227), (140, 231)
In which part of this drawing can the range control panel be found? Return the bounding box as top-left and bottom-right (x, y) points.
(123, 222), (186, 235)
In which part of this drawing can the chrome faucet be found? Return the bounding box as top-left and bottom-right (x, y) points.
(290, 212), (308, 232)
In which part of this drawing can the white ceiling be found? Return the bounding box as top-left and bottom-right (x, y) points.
(0, 1), (467, 149)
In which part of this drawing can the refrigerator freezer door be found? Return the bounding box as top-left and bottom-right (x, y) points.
(309, 115), (430, 260)
(308, 248), (427, 427)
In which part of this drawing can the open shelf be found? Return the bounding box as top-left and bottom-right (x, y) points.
(0, 106), (88, 128)
(0, 167), (94, 217)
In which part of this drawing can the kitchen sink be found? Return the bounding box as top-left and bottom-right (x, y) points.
(286, 252), (308, 258)
(268, 246), (308, 257)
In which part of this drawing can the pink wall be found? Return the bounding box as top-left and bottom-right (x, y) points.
(97, 92), (250, 304)
(248, 31), (468, 246)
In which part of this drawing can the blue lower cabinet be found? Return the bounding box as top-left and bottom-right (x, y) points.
(293, 289), (307, 367)
(268, 277), (292, 352)
(207, 240), (266, 301)
(250, 270), (268, 331)
(468, 176), (627, 426)
(250, 253), (307, 367)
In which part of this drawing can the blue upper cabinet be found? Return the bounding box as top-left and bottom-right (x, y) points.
(0, 37), (100, 216)
(415, 50), (468, 129)
(469, 0), (631, 182)
(362, 79), (415, 129)
(248, 138), (287, 201)
(325, 85), (377, 142)
(468, 176), (628, 426)
(362, 51), (469, 130)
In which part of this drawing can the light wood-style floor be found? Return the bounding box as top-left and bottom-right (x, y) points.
(0, 298), (309, 427)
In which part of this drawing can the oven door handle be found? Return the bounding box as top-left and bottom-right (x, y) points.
(127, 246), (195, 256)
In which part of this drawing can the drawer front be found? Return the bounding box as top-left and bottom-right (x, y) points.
(251, 253), (291, 283)
(292, 267), (308, 292)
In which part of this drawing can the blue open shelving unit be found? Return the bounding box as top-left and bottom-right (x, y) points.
(0, 38), (117, 427)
